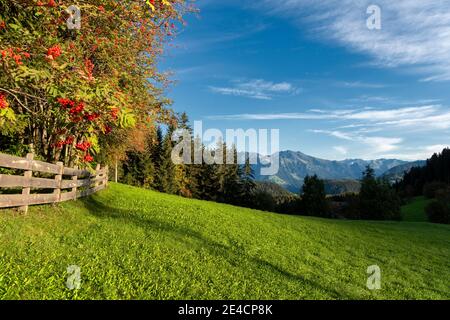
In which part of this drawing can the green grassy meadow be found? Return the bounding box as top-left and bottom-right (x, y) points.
(0, 183), (449, 300)
(401, 197), (433, 222)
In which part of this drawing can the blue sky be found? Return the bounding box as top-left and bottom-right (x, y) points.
(159, 0), (450, 161)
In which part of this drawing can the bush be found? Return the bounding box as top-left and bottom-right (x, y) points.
(426, 201), (450, 224)
(251, 190), (276, 213)
(338, 194), (362, 220)
(423, 181), (448, 199)
(435, 188), (450, 201)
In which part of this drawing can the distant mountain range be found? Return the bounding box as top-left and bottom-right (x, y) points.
(381, 160), (427, 183)
(250, 151), (426, 194)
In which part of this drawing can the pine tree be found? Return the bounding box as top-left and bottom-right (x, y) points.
(241, 155), (256, 206)
(178, 112), (192, 133)
(301, 175), (329, 217)
(189, 135), (203, 199)
(396, 148), (450, 196)
(150, 126), (165, 191)
(159, 125), (177, 194)
(359, 166), (401, 220)
(142, 131), (157, 188)
(223, 145), (244, 204)
(214, 141), (228, 202)
(173, 112), (193, 197)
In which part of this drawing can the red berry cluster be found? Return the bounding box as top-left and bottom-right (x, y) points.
(75, 141), (94, 163)
(47, 45), (62, 60)
(111, 108), (119, 120)
(65, 136), (74, 145)
(83, 154), (94, 163)
(0, 92), (8, 109)
(104, 125), (113, 135)
(85, 59), (95, 80)
(69, 102), (85, 115)
(37, 0), (57, 7)
(57, 98), (75, 108)
(76, 141), (92, 152)
(1, 48), (31, 66)
(57, 98), (103, 123)
(85, 112), (100, 121)
(51, 136), (74, 149)
(58, 99), (85, 122)
(56, 98), (84, 114)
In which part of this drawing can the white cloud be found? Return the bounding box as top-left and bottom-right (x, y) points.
(336, 81), (386, 89)
(209, 79), (300, 100)
(175, 23), (268, 53)
(312, 130), (403, 154)
(380, 145), (449, 161)
(333, 146), (348, 155)
(312, 130), (353, 141)
(209, 105), (450, 130)
(257, 0), (450, 81)
(209, 87), (272, 100)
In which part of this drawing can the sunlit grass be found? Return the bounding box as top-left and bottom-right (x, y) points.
(0, 183), (449, 300)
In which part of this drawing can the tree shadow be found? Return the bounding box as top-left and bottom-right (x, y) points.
(78, 196), (351, 299)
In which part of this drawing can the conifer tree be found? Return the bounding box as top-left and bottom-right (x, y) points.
(151, 126), (165, 191)
(159, 126), (177, 194)
(174, 113), (193, 197)
(241, 155), (257, 205)
(189, 135), (204, 199)
(301, 175), (329, 217)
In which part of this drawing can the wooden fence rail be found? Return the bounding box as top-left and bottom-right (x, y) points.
(0, 152), (108, 212)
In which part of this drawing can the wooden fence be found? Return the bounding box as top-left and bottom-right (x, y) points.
(0, 152), (108, 212)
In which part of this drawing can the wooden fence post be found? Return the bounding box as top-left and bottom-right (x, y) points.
(54, 161), (64, 203)
(115, 159), (118, 183)
(104, 165), (109, 187)
(72, 165), (78, 200)
(94, 164), (101, 188)
(19, 153), (34, 213)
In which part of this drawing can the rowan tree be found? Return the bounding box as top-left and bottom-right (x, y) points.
(0, 0), (194, 167)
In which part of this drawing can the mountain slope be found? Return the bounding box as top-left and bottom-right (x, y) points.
(0, 183), (449, 299)
(253, 151), (409, 192)
(382, 160), (427, 183)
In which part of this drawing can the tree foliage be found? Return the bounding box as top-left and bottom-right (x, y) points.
(118, 114), (257, 207)
(358, 166), (401, 221)
(0, 0), (194, 166)
(396, 148), (450, 197)
(300, 175), (330, 217)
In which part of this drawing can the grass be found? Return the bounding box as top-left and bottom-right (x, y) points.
(0, 183), (449, 300)
(401, 196), (433, 222)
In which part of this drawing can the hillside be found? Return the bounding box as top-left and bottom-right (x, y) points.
(382, 161), (426, 184)
(324, 179), (361, 195)
(0, 183), (449, 300)
(253, 151), (409, 192)
(401, 197), (433, 222)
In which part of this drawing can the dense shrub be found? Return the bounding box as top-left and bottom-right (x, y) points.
(426, 201), (450, 224)
(335, 194), (362, 220)
(423, 181), (448, 199)
(251, 190), (277, 213)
